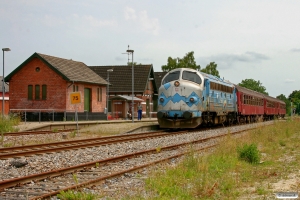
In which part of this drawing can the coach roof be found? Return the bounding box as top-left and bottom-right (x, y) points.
(5, 52), (108, 85)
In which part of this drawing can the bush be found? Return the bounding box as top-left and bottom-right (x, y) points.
(237, 143), (260, 164)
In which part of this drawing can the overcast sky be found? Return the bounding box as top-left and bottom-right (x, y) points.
(1, 0), (299, 97)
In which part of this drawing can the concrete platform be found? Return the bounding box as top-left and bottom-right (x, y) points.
(15, 118), (158, 132)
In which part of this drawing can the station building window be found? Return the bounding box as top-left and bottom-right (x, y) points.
(35, 85), (40, 100)
(73, 85), (79, 92)
(28, 85), (33, 100)
(42, 85), (47, 100)
(97, 87), (102, 102)
(28, 84), (47, 100)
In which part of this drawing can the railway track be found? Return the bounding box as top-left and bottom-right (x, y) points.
(0, 122), (273, 199)
(0, 130), (187, 159)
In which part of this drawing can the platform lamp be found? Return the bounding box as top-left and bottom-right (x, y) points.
(123, 46), (134, 123)
(2, 48), (10, 118)
(106, 69), (113, 120)
(148, 78), (154, 119)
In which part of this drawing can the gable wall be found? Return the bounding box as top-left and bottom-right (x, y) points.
(9, 57), (68, 111)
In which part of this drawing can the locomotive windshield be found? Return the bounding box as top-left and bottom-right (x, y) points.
(182, 71), (202, 84)
(162, 71), (180, 84)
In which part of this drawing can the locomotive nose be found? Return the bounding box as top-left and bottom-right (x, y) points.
(157, 111), (166, 119)
(183, 111), (192, 119)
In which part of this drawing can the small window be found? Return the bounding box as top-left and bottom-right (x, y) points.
(42, 85), (47, 100)
(73, 85), (78, 92)
(97, 87), (102, 102)
(35, 85), (40, 100)
(28, 85), (33, 100)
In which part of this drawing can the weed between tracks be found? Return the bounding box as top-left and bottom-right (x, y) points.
(126, 118), (300, 199)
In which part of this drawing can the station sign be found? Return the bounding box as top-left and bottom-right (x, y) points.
(70, 92), (81, 104)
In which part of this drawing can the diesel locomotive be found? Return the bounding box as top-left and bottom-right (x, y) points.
(157, 68), (286, 128)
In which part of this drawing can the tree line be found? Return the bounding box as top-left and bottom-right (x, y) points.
(161, 51), (298, 115)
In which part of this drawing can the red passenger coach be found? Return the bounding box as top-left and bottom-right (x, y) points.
(263, 95), (286, 119)
(278, 102), (286, 118)
(235, 85), (264, 123)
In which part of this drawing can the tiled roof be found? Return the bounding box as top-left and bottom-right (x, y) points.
(5, 53), (108, 85)
(154, 72), (167, 90)
(37, 53), (107, 85)
(89, 65), (155, 94)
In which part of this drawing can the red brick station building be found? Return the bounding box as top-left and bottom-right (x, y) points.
(5, 52), (165, 121)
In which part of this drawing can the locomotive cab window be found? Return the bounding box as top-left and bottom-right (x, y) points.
(182, 71), (202, 84)
(162, 71), (180, 84)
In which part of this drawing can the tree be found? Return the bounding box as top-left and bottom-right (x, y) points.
(200, 62), (220, 78)
(276, 94), (291, 115)
(288, 90), (300, 100)
(127, 62), (138, 66)
(161, 51), (200, 72)
(238, 79), (268, 95)
(288, 90), (300, 115)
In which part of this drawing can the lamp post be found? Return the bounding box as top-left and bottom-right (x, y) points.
(2, 48), (10, 118)
(126, 48), (134, 123)
(148, 78), (154, 119)
(106, 69), (113, 120)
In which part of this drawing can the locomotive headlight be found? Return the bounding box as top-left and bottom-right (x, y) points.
(160, 98), (164, 102)
(174, 81), (180, 87)
(189, 97), (198, 103)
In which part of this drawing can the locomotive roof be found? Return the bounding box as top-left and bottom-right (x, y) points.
(200, 72), (234, 87)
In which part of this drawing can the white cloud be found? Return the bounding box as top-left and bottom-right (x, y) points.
(124, 6), (136, 20)
(139, 10), (159, 35)
(284, 79), (295, 83)
(83, 15), (117, 27)
(41, 15), (65, 27)
(124, 7), (159, 35)
(291, 48), (300, 53)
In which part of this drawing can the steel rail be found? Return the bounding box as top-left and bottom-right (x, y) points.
(0, 131), (186, 159)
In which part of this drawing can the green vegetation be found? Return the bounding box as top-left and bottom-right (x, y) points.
(238, 79), (268, 95)
(237, 143), (260, 164)
(0, 115), (21, 146)
(161, 52), (220, 78)
(131, 118), (300, 199)
(57, 190), (99, 200)
(0, 115), (20, 133)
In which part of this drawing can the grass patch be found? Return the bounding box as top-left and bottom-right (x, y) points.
(138, 118), (300, 199)
(57, 190), (99, 200)
(237, 143), (260, 164)
(0, 115), (20, 133)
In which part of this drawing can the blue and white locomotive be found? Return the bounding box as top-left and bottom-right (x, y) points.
(157, 68), (236, 128)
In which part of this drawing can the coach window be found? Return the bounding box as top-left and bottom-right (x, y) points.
(28, 85), (33, 100)
(162, 71), (180, 84)
(182, 71), (202, 84)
